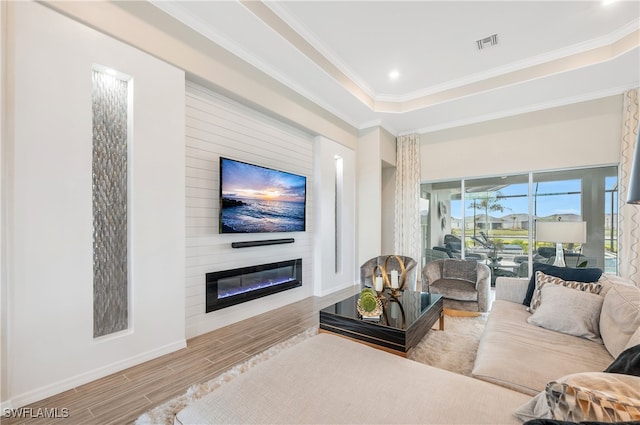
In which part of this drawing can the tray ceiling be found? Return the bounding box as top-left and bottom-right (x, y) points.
(152, 0), (640, 134)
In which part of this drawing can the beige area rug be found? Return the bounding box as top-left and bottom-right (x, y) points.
(409, 313), (488, 376)
(136, 315), (487, 424)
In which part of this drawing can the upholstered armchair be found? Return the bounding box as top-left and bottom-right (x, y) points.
(422, 259), (491, 313)
(360, 255), (418, 292)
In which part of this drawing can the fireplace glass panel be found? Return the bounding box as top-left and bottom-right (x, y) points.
(206, 259), (302, 312)
(217, 265), (295, 299)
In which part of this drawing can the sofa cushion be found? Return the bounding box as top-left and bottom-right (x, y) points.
(627, 327), (640, 351)
(605, 344), (640, 377)
(529, 271), (602, 313)
(545, 372), (640, 422)
(599, 282), (640, 359)
(442, 259), (477, 284)
(472, 300), (613, 396)
(430, 279), (478, 302)
(527, 284), (604, 343)
(523, 263), (602, 306)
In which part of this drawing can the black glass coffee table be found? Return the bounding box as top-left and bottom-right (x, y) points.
(319, 290), (443, 357)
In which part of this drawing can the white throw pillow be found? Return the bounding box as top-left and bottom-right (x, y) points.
(527, 283), (604, 342)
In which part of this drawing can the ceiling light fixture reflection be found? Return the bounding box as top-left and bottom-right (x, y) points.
(389, 70), (400, 80)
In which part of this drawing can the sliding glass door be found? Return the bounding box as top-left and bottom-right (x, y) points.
(532, 166), (617, 274)
(420, 165), (618, 278)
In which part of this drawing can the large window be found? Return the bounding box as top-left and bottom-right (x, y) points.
(421, 166), (618, 279)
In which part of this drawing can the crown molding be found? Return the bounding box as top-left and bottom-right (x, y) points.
(260, 1), (638, 114)
(380, 19), (640, 104)
(403, 83), (639, 136)
(261, 2), (639, 109)
(238, 1), (374, 109)
(264, 1), (377, 100)
(139, 2), (639, 137)
(149, 1), (364, 130)
(381, 31), (640, 114)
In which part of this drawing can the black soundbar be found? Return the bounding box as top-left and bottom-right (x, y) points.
(231, 238), (295, 248)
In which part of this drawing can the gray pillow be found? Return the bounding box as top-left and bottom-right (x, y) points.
(527, 284), (604, 343)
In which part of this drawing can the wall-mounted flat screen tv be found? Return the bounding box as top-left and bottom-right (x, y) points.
(219, 157), (307, 233)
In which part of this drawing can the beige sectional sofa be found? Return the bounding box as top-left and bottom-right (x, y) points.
(175, 332), (532, 424)
(473, 273), (640, 395)
(473, 271), (640, 422)
(173, 271), (640, 424)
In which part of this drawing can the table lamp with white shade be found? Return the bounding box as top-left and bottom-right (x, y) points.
(535, 221), (587, 267)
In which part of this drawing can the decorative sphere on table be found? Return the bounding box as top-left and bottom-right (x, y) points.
(359, 288), (378, 312)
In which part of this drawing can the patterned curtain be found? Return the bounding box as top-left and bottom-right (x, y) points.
(618, 88), (640, 285)
(394, 134), (421, 290)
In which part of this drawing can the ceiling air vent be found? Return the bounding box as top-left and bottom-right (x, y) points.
(476, 34), (498, 50)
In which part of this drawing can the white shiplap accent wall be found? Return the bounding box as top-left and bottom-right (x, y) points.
(185, 81), (314, 338)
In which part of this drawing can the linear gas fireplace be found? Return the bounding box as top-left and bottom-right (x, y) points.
(206, 259), (302, 312)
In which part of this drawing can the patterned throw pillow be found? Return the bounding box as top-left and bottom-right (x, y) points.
(529, 271), (603, 313)
(522, 263), (602, 306)
(545, 372), (640, 422)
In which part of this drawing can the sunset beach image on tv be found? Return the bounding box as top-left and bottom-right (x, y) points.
(219, 158), (307, 233)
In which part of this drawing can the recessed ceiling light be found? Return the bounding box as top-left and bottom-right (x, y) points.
(389, 70), (400, 80)
(602, 0), (618, 5)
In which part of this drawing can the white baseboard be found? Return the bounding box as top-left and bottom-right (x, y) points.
(315, 281), (359, 298)
(1, 399), (13, 412)
(6, 340), (186, 408)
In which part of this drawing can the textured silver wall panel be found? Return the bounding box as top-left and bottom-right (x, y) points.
(92, 70), (128, 338)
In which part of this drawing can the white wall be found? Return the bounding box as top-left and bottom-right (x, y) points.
(380, 128), (397, 166)
(184, 82), (315, 338)
(0, 0), (8, 406)
(380, 128), (397, 254)
(313, 136), (357, 296)
(381, 166), (396, 254)
(420, 95), (623, 181)
(357, 127), (398, 267)
(5, 2), (185, 406)
(357, 128), (383, 267)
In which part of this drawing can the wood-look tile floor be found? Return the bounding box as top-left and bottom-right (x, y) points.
(3, 286), (358, 425)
